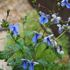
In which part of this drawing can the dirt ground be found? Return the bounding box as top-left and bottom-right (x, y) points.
(0, 31), (7, 51)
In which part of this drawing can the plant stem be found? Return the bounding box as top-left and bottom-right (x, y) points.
(40, 24), (48, 34)
(56, 30), (66, 40)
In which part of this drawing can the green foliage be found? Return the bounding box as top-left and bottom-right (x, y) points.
(31, 0), (36, 4)
(0, 10), (70, 70)
(1, 20), (9, 28)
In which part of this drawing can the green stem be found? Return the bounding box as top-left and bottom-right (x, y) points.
(56, 31), (66, 40)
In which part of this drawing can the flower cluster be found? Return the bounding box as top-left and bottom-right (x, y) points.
(32, 10), (70, 55)
(39, 11), (70, 34)
(32, 31), (64, 54)
(39, 12), (61, 25)
(22, 59), (39, 70)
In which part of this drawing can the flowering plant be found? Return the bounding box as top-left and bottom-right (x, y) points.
(0, 0), (70, 70)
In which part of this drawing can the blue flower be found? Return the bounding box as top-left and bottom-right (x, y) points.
(52, 18), (60, 24)
(32, 32), (41, 43)
(53, 17), (61, 24)
(22, 59), (39, 70)
(61, 0), (70, 8)
(43, 36), (52, 46)
(22, 59), (28, 70)
(51, 14), (61, 24)
(29, 62), (34, 70)
(39, 12), (49, 24)
(57, 24), (63, 34)
(43, 34), (54, 46)
(9, 23), (19, 36)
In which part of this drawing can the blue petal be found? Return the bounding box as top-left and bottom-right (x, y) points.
(32, 35), (37, 43)
(61, 2), (66, 6)
(29, 62), (34, 70)
(66, 3), (70, 8)
(53, 18), (60, 24)
(8, 23), (19, 36)
(61, 0), (67, 6)
(39, 15), (48, 24)
(43, 37), (51, 46)
(65, 0), (68, 2)
(32, 33), (41, 43)
(9, 24), (14, 31)
(58, 28), (63, 34)
(13, 24), (19, 36)
(14, 24), (19, 33)
(47, 37), (52, 46)
(61, 0), (70, 8)
(22, 60), (28, 69)
(13, 30), (19, 36)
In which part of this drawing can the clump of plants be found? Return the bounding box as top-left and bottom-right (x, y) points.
(0, 0), (70, 70)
